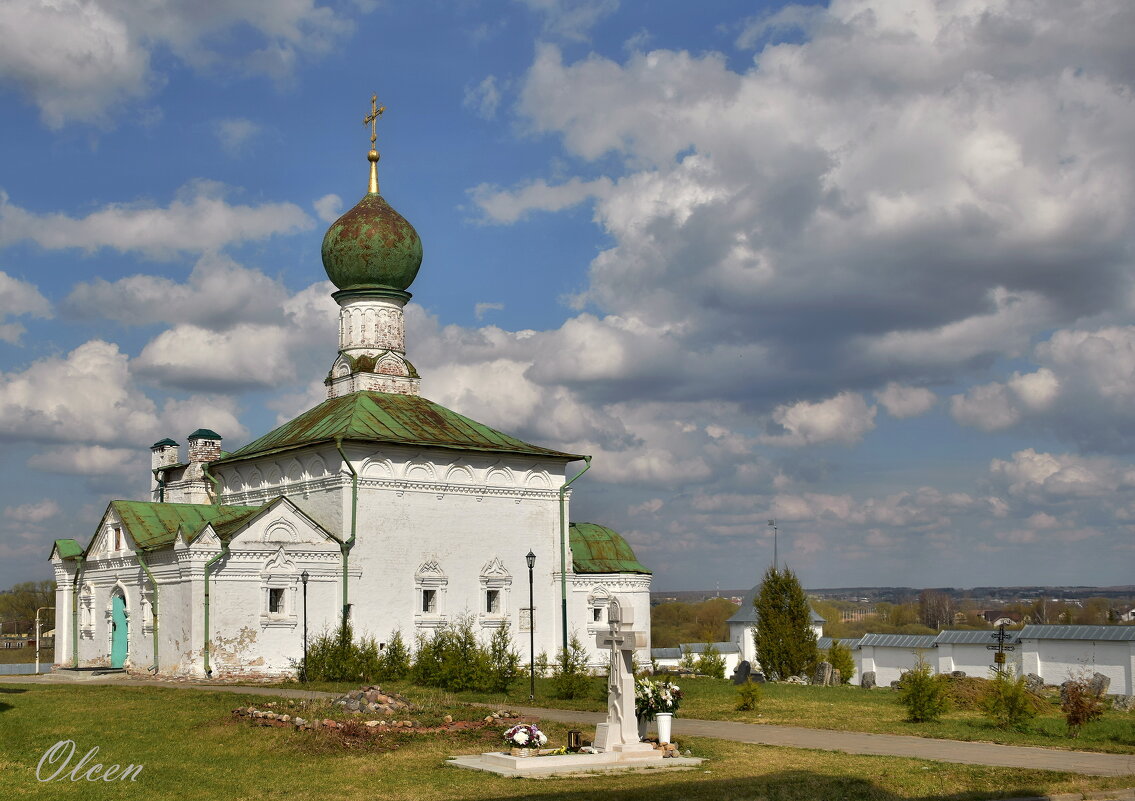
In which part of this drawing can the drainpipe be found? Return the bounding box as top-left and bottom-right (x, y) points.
(201, 462), (225, 677)
(136, 551), (159, 673)
(334, 437), (358, 630)
(202, 535), (229, 678)
(70, 554), (85, 667)
(558, 456), (591, 655)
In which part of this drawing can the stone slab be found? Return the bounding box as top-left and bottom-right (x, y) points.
(448, 751), (704, 778)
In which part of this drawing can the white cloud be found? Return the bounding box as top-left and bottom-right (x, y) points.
(64, 254), (291, 327)
(501, 1), (1135, 419)
(464, 75), (502, 120)
(471, 176), (613, 224)
(874, 383), (936, 419)
(474, 302), (504, 320)
(0, 0), (359, 128)
(313, 193), (343, 223)
(761, 393), (877, 447)
(0, 340), (159, 445)
(28, 445), (142, 477)
(4, 499), (60, 523)
(0, 182), (313, 258)
(0, 271), (51, 343)
(214, 118), (261, 156)
(516, 0), (618, 42)
(989, 449), (1135, 502)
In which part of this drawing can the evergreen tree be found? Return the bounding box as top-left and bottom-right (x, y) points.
(753, 566), (818, 680)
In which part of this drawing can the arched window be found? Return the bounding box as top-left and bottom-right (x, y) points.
(259, 547), (298, 628)
(414, 559), (447, 629)
(479, 557), (512, 628)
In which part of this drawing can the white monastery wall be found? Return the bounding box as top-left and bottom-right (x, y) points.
(1020, 639), (1135, 696)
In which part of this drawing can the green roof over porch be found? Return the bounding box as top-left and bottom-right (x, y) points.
(110, 500), (264, 550)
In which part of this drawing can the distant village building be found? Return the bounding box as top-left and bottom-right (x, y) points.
(49, 108), (652, 677)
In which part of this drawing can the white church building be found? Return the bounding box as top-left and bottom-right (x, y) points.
(49, 113), (652, 678)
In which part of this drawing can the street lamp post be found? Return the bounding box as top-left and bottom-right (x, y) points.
(300, 570), (310, 682)
(526, 550), (536, 703)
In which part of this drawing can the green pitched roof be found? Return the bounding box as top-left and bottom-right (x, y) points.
(188, 428), (222, 440)
(216, 391), (584, 465)
(569, 522), (651, 575)
(110, 500), (264, 551)
(52, 539), (83, 560)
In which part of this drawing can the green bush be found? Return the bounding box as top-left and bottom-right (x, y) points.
(410, 616), (491, 692)
(679, 645), (697, 672)
(487, 625), (522, 693)
(825, 641), (855, 685)
(551, 634), (594, 699)
(978, 668), (1038, 731)
(694, 644), (727, 679)
(896, 656), (952, 722)
(377, 630), (410, 680)
(735, 679), (763, 711)
(302, 620), (382, 683)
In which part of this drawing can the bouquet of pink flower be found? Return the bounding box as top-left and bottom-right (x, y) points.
(503, 723), (549, 748)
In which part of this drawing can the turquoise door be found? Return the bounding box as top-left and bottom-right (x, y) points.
(111, 594), (127, 668)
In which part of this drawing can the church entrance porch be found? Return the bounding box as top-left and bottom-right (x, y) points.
(110, 593), (128, 669)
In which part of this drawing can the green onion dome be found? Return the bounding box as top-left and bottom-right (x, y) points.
(321, 150), (423, 292)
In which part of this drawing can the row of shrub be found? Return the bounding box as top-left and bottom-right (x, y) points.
(896, 658), (1109, 736)
(301, 617), (600, 699)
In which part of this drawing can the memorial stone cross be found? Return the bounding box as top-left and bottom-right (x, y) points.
(592, 596), (648, 753)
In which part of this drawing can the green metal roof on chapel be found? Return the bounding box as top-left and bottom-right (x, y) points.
(215, 391), (584, 465)
(109, 500), (264, 551)
(51, 539), (83, 560)
(569, 522), (651, 575)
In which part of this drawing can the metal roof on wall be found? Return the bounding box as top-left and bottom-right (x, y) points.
(1016, 625), (1135, 642)
(858, 633), (938, 649)
(934, 629), (1011, 644)
(725, 584), (826, 624)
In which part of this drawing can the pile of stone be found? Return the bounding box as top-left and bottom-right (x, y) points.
(234, 705), (418, 731)
(333, 685), (414, 717)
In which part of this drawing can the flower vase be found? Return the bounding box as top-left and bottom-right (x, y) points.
(656, 712), (673, 744)
(637, 716), (648, 740)
(510, 747), (534, 757)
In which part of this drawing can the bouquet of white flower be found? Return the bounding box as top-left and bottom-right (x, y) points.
(503, 723), (549, 749)
(635, 677), (683, 720)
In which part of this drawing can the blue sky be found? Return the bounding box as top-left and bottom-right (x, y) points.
(1, 0), (1134, 592)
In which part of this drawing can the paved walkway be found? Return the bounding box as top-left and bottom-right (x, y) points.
(3, 674), (1133, 777)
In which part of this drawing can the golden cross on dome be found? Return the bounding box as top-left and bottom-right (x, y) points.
(364, 94), (385, 150)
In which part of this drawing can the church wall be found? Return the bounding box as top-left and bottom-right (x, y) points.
(346, 465), (568, 662)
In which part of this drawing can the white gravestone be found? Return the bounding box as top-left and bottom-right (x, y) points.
(592, 596), (654, 756)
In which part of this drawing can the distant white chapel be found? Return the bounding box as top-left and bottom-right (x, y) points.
(49, 102), (652, 677)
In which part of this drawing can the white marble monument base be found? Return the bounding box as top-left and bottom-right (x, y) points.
(448, 750), (703, 778)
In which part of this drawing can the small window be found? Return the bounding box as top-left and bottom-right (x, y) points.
(486, 589), (500, 614)
(269, 588), (285, 614)
(113, 527), (123, 551)
(422, 589), (437, 613)
(592, 607), (602, 623)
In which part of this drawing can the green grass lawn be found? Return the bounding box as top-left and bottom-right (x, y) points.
(1, 682), (1131, 801)
(279, 675), (1135, 754)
